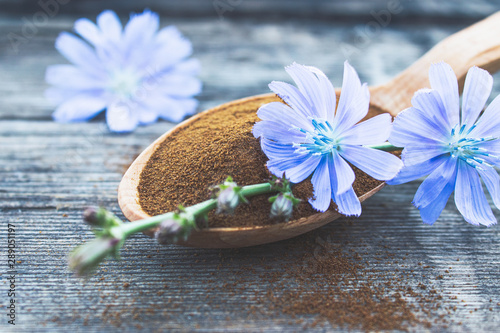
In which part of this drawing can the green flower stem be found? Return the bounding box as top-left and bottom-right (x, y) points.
(239, 182), (274, 197)
(366, 142), (402, 152)
(114, 182), (274, 239)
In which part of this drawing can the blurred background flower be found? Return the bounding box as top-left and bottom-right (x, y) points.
(45, 9), (201, 132)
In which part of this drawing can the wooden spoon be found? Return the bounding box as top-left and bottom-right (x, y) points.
(118, 12), (500, 248)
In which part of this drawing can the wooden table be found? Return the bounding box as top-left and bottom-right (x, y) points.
(1, 1), (500, 331)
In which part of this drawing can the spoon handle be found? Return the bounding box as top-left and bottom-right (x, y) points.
(371, 11), (500, 116)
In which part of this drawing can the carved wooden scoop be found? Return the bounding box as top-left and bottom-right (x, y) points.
(118, 12), (500, 248)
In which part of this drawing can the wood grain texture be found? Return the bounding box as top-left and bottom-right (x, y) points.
(0, 0), (498, 21)
(1, 2), (500, 332)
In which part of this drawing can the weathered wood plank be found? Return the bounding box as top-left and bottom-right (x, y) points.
(2, 184), (500, 332)
(0, 0), (498, 20)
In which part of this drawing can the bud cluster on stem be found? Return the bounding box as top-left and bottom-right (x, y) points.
(68, 176), (296, 276)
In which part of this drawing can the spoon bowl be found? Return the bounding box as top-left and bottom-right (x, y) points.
(118, 12), (500, 248)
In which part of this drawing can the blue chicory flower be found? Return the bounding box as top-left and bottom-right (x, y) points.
(253, 62), (403, 215)
(388, 62), (500, 227)
(45, 10), (201, 132)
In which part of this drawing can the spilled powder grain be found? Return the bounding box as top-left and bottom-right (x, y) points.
(228, 233), (449, 331)
(260, 244), (426, 331)
(138, 96), (383, 227)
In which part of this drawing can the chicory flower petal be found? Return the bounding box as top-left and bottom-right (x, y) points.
(46, 9), (201, 132)
(254, 62), (403, 215)
(389, 62), (500, 226)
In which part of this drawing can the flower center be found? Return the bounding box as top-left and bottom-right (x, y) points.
(293, 118), (339, 155)
(448, 124), (497, 169)
(108, 69), (141, 99)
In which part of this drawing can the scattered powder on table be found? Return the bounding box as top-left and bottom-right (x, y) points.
(213, 232), (451, 331)
(138, 95), (384, 227)
(49, 228), (463, 331)
(255, 239), (436, 331)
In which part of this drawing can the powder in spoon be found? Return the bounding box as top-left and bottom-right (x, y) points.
(138, 95), (385, 227)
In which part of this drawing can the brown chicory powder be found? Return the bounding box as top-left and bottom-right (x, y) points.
(249, 233), (448, 331)
(138, 95), (386, 227)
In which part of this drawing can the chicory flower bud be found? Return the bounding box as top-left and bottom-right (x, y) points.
(217, 186), (240, 214)
(270, 193), (294, 221)
(214, 177), (247, 215)
(155, 219), (183, 245)
(83, 207), (122, 229)
(269, 191), (301, 222)
(69, 237), (121, 276)
(155, 208), (196, 245)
